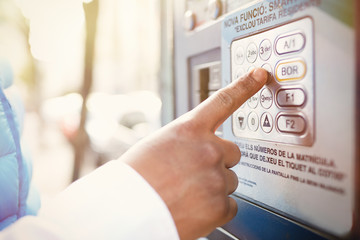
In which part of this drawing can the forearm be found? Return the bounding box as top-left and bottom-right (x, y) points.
(0, 160), (179, 240)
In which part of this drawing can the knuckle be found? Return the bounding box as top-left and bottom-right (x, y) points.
(212, 172), (226, 191)
(230, 170), (239, 192)
(233, 171), (239, 185)
(229, 141), (241, 159)
(236, 73), (259, 95)
(175, 117), (199, 138)
(222, 140), (241, 167)
(202, 141), (222, 164)
(214, 197), (229, 218)
(226, 198), (238, 221)
(216, 90), (235, 109)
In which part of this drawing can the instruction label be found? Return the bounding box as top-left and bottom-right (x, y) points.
(235, 141), (346, 195)
(224, 0), (321, 32)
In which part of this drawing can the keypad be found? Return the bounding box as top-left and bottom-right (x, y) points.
(230, 18), (314, 146)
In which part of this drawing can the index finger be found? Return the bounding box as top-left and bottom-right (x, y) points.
(192, 68), (269, 132)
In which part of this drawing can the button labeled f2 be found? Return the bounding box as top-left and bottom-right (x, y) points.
(286, 119), (295, 129)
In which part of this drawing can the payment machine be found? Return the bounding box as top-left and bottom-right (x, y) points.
(172, 0), (359, 239)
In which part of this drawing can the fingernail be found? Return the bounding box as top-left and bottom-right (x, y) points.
(251, 68), (269, 84)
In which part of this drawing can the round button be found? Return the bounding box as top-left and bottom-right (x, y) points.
(184, 10), (196, 31)
(261, 63), (273, 75)
(248, 65), (256, 72)
(233, 68), (245, 81)
(234, 46), (245, 65)
(261, 112), (273, 133)
(208, 0), (222, 19)
(248, 112), (259, 131)
(247, 92), (259, 109)
(236, 111), (246, 130)
(246, 42), (258, 63)
(260, 88), (273, 109)
(259, 39), (272, 61)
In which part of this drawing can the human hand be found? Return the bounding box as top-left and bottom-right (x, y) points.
(122, 68), (269, 240)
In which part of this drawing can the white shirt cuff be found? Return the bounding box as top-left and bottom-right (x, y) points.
(37, 160), (180, 240)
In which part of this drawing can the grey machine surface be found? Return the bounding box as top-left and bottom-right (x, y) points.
(172, 0), (359, 239)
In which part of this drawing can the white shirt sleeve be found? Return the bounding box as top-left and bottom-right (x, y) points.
(0, 160), (180, 240)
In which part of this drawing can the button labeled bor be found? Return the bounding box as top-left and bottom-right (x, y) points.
(277, 114), (306, 134)
(276, 59), (306, 82)
(275, 32), (305, 55)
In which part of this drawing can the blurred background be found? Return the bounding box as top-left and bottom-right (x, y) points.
(0, 0), (173, 202)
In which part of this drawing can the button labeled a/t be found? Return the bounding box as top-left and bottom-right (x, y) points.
(275, 32), (305, 55)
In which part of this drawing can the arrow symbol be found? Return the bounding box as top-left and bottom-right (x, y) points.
(263, 115), (270, 127)
(238, 117), (244, 128)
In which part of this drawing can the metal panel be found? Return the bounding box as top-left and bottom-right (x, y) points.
(172, 0), (359, 239)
